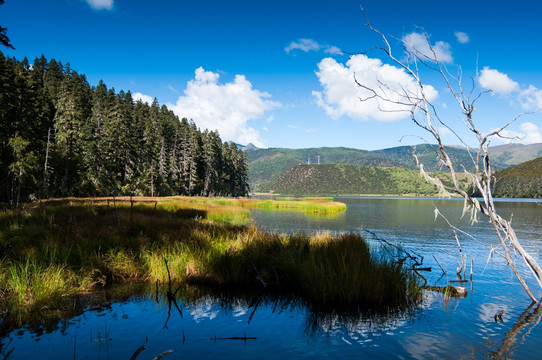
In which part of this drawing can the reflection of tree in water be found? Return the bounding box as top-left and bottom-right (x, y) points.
(1, 336), (14, 360)
(0, 281), (151, 339)
(303, 303), (415, 342)
(487, 302), (542, 359)
(177, 284), (415, 344)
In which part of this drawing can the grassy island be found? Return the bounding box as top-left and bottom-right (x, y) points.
(0, 197), (419, 311)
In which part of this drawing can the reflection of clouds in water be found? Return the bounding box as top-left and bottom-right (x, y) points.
(314, 308), (413, 348)
(186, 296), (219, 323)
(232, 305), (249, 317)
(185, 296), (249, 322)
(477, 301), (510, 339)
(403, 332), (450, 360)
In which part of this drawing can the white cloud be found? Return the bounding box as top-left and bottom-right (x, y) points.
(262, 126), (269, 132)
(285, 39), (321, 53)
(133, 92), (154, 105)
(495, 122), (542, 144)
(287, 124), (298, 129)
(305, 128), (315, 133)
(325, 45), (343, 55)
(167, 67), (279, 147)
(285, 38), (342, 55)
(454, 31), (469, 44)
(519, 85), (542, 110)
(313, 54), (438, 121)
(402, 32), (453, 63)
(167, 84), (178, 93)
(478, 67), (519, 95)
(85, 0), (113, 10)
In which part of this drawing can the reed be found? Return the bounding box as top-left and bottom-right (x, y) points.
(1, 258), (78, 307)
(198, 231), (419, 307)
(0, 197), (417, 310)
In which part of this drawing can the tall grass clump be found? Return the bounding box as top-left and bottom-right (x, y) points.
(196, 230), (420, 307)
(0, 197), (417, 310)
(1, 258), (78, 307)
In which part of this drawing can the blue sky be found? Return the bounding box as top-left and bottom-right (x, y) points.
(3, 0), (542, 150)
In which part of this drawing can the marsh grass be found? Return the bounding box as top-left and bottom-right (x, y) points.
(199, 231), (418, 307)
(176, 196), (346, 214)
(0, 197), (417, 311)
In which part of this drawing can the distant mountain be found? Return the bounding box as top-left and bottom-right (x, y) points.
(492, 156), (542, 198)
(260, 164), (467, 196)
(246, 143), (542, 191)
(488, 143), (542, 167)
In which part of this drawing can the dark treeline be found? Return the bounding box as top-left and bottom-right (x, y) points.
(0, 51), (250, 206)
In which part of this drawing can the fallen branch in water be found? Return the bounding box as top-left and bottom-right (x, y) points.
(162, 258), (183, 329)
(433, 255), (446, 275)
(129, 345), (146, 360)
(211, 333), (257, 343)
(424, 285), (467, 297)
(152, 350), (174, 360)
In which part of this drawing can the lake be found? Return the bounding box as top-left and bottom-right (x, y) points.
(2, 197), (542, 359)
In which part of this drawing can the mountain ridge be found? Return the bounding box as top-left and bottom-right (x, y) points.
(245, 143), (542, 191)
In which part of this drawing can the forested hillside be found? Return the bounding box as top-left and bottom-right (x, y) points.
(491, 156), (542, 198)
(0, 52), (249, 206)
(247, 144), (485, 191)
(260, 164), (468, 196)
(246, 143), (542, 192)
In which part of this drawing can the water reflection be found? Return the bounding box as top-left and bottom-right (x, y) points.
(1, 279), (542, 359)
(2, 197), (542, 359)
(0, 283), (421, 359)
(488, 302), (542, 359)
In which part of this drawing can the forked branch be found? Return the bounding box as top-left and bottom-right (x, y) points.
(359, 5), (542, 302)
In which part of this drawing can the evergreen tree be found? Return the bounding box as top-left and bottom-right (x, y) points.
(0, 51), (250, 201)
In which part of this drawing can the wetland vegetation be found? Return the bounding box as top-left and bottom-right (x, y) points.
(0, 197), (418, 314)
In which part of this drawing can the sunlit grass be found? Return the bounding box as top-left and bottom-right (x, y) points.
(0, 197), (416, 310)
(1, 258), (79, 307)
(170, 195), (346, 214)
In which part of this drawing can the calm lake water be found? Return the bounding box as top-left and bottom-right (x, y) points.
(2, 197), (542, 359)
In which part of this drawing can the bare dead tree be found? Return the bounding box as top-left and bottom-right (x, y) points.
(358, 6), (542, 303)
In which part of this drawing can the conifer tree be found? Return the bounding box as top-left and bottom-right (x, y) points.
(0, 51), (251, 201)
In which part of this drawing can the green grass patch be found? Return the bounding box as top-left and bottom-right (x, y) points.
(0, 197), (417, 311)
(168, 196), (346, 215)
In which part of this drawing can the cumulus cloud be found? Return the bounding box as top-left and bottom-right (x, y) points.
(133, 92), (154, 105)
(496, 122), (542, 144)
(285, 38), (342, 55)
(478, 67), (520, 95)
(454, 31), (469, 44)
(167, 67), (279, 147)
(402, 32), (453, 63)
(477, 67), (542, 110)
(519, 85), (542, 110)
(312, 54), (438, 121)
(85, 0), (113, 10)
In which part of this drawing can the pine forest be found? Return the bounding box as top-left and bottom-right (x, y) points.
(0, 51), (250, 207)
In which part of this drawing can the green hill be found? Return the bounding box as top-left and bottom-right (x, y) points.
(489, 143), (542, 167)
(492, 156), (542, 198)
(260, 164), (466, 196)
(247, 144), (500, 191)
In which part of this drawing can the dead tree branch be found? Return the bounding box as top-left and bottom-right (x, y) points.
(359, 5), (542, 302)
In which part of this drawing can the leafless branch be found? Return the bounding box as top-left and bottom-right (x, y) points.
(359, 6), (542, 302)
